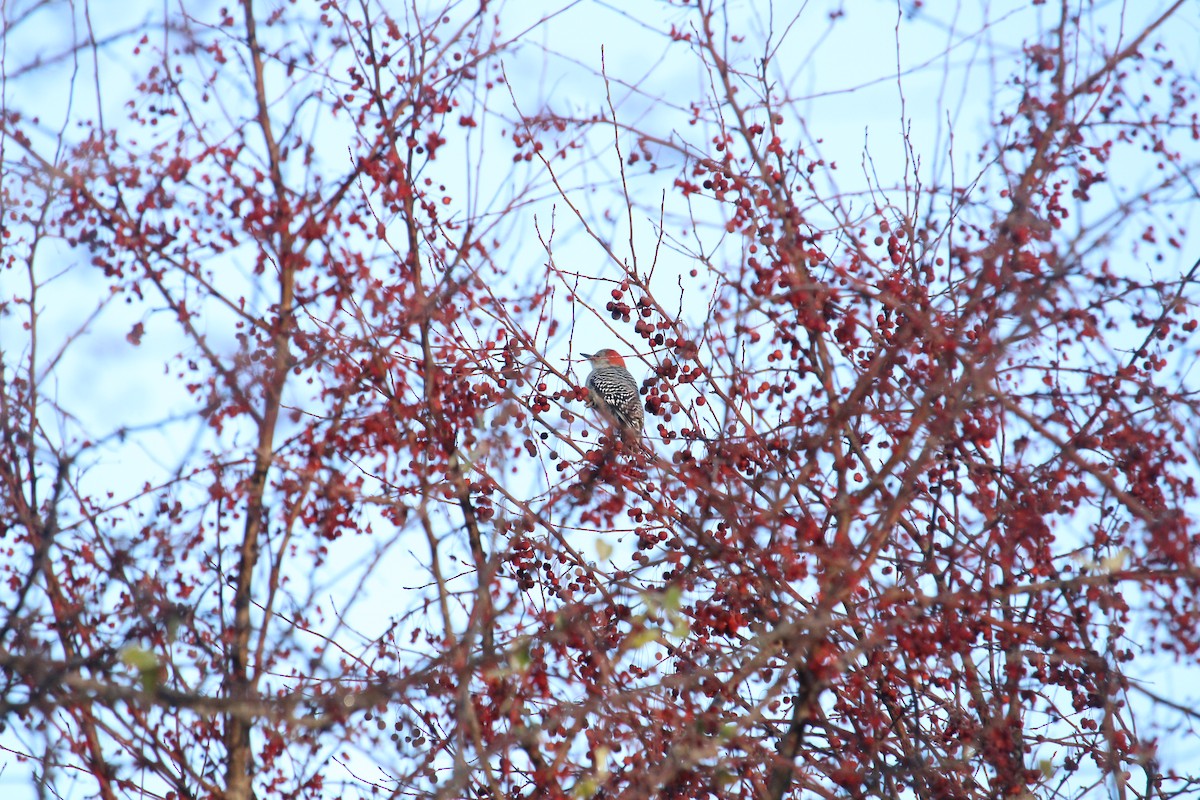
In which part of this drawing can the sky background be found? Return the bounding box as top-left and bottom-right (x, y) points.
(3, 0), (1200, 796)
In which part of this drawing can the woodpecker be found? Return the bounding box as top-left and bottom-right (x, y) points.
(582, 349), (644, 442)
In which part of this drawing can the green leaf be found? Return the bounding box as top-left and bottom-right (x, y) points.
(595, 539), (613, 561)
(509, 639), (533, 671)
(119, 644), (160, 692)
(1099, 547), (1130, 574)
(593, 746), (610, 778)
(627, 629), (660, 649)
(119, 644), (158, 672)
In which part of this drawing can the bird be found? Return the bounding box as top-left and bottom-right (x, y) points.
(581, 349), (644, 444)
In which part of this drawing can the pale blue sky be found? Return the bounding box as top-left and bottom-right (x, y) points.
(3, 0), (1200, 797)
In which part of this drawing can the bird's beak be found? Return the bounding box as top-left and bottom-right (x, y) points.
(580, 352), (593, 359)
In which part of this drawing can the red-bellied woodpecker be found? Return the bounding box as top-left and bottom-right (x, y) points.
(582, 349), (644, 443)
